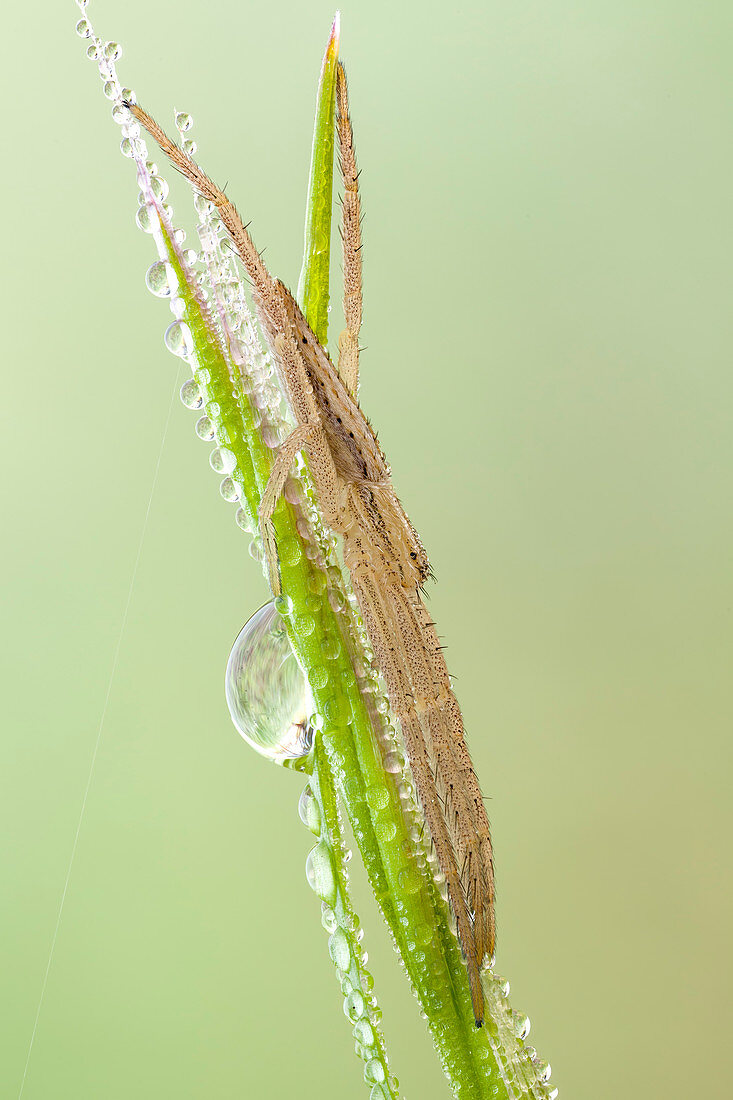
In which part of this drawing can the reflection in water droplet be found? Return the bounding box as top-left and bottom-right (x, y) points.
(225, 601), (313, 764)
(353, 1018), (374, 1047)
(179, 378), (203, 409)
(175, 111), (193, 132)
(195, 415), (215, 441)
(510, 1010), (531, 1040)
(274, 594), (293, 617)
(149, 175), (169, 202)
(145, 260), (177, 298)
(321, 904), (337, 933)
(235, 507), (252, 532)
(298, 784), (322, 835)
(534, 1060), (552, 1083)
(164, 320), (193, 358)
(307, 841), (337, 906)
(364, 1058), (386, 1085)
(135, 204), (153, 233)
(328, 928), (351, 971)
(219, 476), (241, 502)
(209, 446), (236, 474)
(344, 989), (365, 1021)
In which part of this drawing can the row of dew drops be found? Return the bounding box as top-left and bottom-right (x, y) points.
(76, 5), (555, 1096)
(300, 778), (400, 1098)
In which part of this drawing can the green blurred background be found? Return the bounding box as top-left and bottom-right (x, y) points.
(3, 1), (731, 1096)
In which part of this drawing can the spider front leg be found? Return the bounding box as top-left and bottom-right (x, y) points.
(258, 423), (317, 595)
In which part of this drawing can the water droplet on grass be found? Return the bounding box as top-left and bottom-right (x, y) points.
(145, 260), (177, 298)
(164, 320), (193, 358)
(180, 378), (203, 409)
(225, 601), (312, 764)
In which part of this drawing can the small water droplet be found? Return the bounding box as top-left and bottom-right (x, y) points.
(511, 1010), (531, 1040)
(534, 1060), (552, 1084)
(328, 928), (351, 971)
(182, 139), (197, 156)
(320, 633), (341, 661)
(375, 821), (397, 844)
(179, 378), (203, 409)
(277, 537), (302, 567)
(195, 415), (215, 441)
(364, 1059), (386, 1085)
(103, 80), (117, 99)
(135, 204), (153, 233)
(235, 507), (252, 532)
(344, 989), (365, 1022)
(225, 600), (313, 765)
(307, 668), (328, 694)
(352, 1017), (374, 1047)
(493, 975), (510, 999)
(306, 841), (337, 906)
(397, 780), (413, 802)
(209, 447), (236, 474)
(383, 749), (406, 774)
(104, 41), (122, 60)
(398, 865), (422, 895)
(327, 587), (347, 612)
(274, 594), (293, 617)
(121, 119), (141, 141)
(175, 111), (193, 132)
(149, 175), (169, 202)
(194, 194), (211, 218)
(145, 260), (177, 298)
(120, 87), (135, 104)
(321, 905), (337, 933)
(293, 614), (316, 638)
(248, 537), (264, 562)
(220, 477), (241, 502)
(366, 785), (389, 812)
(164, 320), (193, 358)
(75, 18), (91, 37)
(119, 137), (135, 158)
(414, 922), (434, 947)
(298, 785), (322, 835)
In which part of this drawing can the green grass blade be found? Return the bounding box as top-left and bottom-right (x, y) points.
(296, 12), (340, 343)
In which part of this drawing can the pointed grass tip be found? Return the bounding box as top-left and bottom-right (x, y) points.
(327, 11), (340, 59)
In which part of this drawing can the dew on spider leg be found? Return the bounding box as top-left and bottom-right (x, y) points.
(225, 600), (313, 764)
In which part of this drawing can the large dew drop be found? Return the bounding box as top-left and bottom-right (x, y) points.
(225, 601), (313, 764)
